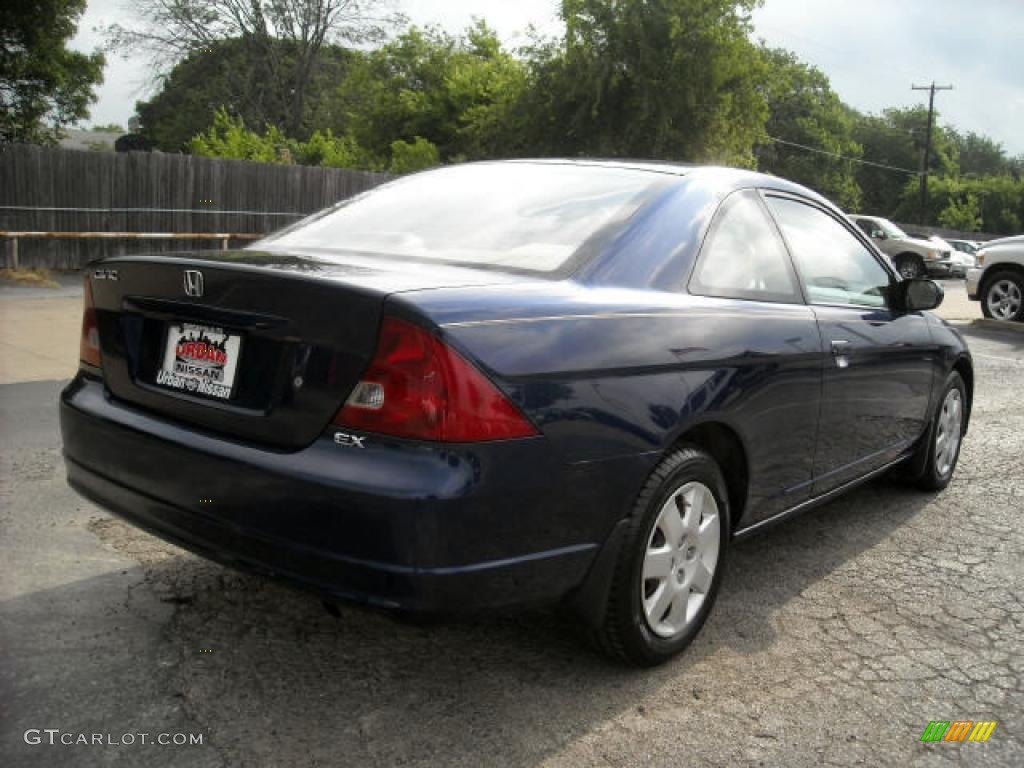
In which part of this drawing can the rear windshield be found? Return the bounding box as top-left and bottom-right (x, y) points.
(261, 163), (667, 273)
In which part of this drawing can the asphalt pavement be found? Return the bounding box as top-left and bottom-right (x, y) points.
(0, 280), (1021, 767)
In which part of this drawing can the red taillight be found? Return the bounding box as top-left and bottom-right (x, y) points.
(80, 277), (102, 369)
(333, 316), (538, 442)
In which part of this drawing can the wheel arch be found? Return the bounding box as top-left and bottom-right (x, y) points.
(979, 262), (1024, 297)
(568, 419), (750, 630)
(669, 421), (749, 531)
(952, 355), (974, 435)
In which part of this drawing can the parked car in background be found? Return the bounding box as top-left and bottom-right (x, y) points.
(849, 215), (954, 279)
(967, 235), (1024, 321)
(948, 239), (980, 256)
(61, 161), (972, 666)
(927, 236), (973, 277)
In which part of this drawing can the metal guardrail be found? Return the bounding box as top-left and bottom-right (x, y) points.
(1, 231), (264, 268)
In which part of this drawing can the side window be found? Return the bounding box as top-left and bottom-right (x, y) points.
(854, 219), (874, 237)
(689, 190), (801, 304)
(766, 197), (893, 309)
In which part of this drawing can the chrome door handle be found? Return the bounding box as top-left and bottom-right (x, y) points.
(831, 340), (850, 369)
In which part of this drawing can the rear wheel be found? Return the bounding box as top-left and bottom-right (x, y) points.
(981, 271), (1024, 321)
(595, 446), (730, 666)
(895, 254), (925, 280)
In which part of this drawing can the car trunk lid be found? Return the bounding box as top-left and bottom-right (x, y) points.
(89, 249), (526, 451)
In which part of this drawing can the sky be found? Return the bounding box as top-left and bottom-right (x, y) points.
(71, 0), (1024, 156)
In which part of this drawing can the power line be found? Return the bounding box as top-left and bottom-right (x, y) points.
(765, 136), (921, 176)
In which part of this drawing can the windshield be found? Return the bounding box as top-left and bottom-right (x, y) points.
(262, 163), (668, 274)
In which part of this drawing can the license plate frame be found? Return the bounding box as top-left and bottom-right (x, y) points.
(155, 322), (243, 401)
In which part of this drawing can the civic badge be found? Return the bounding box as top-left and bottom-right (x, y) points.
(183, 270), (204, 298)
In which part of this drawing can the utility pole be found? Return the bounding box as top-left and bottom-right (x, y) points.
(911, 81), (953, 224)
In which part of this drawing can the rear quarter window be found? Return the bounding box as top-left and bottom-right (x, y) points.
(689, 189), (802, 304)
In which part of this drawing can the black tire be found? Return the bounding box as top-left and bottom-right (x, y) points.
(980, 270), (1024, 322)
(895, 254), (925, 280)
(594, 446), (730, 666)
(915, 371), (967, 491)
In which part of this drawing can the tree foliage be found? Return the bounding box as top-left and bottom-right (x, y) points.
(900, 174), (1024, 234)
(332, 22), (529, 162)
(107, 1), (400, 137)
(0, 0), (105, 144)
(136, 38), (354, 150)
(756, 48), (861, 210)
(937, 191), (982, 232)
(122, 0), (1024, 234)
(948, 129), (1021, 178)
(187, 106), (435, 172)
(389, 136), (441, 174)
(521, 0), (766, 166)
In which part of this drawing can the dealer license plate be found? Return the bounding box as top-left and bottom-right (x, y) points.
(156, 322), (242, 400)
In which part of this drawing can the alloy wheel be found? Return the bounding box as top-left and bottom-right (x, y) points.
(641, 481), (721, 638)
(986, 279), (1022, 320)
(935, 387), (963, 478)
(898, 259), (922, 279)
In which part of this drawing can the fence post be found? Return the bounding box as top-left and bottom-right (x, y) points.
(221, 237), (229, 251)
(6, 237), (18, 269)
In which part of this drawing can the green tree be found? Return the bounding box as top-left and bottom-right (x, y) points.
(389, 136), (440, 173)
(136, 38), (354, 151)
(948, 129), (1012, 177)
(851, 106), (956, 217)
(756, 48), (861, 209)
(520, 0), (767, 166)
(187, 106), (380, 169)
(188, 108), (294, 163)
(903, 174), (1024, 235)
(0, 0), (105, 144)
(937, 191), (982, 232)
(333, 22), (528, 162)
(296, 128), (376, 168)
(108, 0), (399, 138)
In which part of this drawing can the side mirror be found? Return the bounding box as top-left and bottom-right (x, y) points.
(871, 229), (886, 240)
(900, 278), (944, 311)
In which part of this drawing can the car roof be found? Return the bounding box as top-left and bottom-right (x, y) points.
(507, 158), (693, 176)
(502, 159), (833, 206)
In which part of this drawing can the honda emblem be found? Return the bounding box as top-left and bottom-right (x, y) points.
(183, 270), (204, 298)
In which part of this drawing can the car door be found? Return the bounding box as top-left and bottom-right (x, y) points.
(687, 189), (823, 524)
(764, 194), (936, 496)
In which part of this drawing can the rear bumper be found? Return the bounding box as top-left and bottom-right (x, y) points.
(60, 375), (628, 613)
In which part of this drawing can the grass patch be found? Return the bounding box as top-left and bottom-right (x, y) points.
(0, 267), (61, 289)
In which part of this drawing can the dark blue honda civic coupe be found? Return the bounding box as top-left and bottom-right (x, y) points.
(61, 160), (971, 665)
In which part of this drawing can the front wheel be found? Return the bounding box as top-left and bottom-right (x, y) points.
(895, 254), (925, 280)
(915, 371), (967, 491)
(981, 271), (1024, 321)
(595, 446), (730, 666)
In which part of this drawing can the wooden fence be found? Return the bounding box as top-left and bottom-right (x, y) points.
(0, 145), (389, 268)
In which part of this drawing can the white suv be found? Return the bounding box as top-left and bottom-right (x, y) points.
(967, 236), (1024, 321)
(848, 215), (954, 279)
